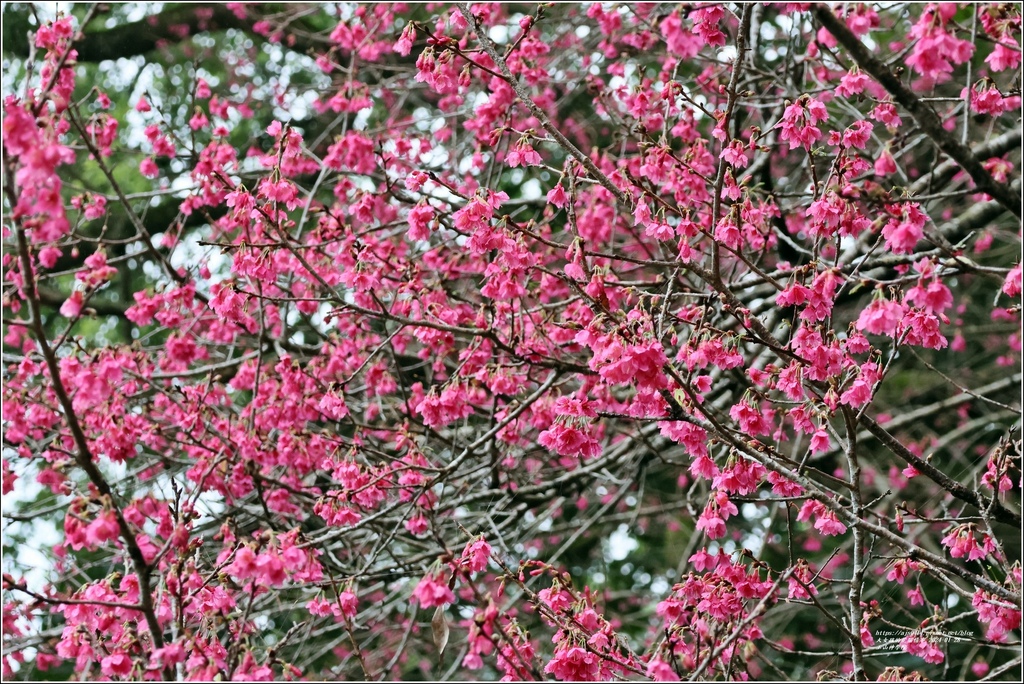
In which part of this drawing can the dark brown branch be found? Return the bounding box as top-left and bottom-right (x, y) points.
(909, 127), (1023, 197)
(458, 3), (630, 206)
(4, 154), (170, 676)
(859, 413), (1021, 527)
(813, 4), (1022, 219)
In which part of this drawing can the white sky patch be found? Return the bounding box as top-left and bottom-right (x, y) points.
(488, 25), (509, 45)
(604, 524), (638, 562)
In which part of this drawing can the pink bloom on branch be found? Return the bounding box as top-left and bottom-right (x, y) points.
(394, 23), (415, 56)
(416, 383), (473, 429)
(84, 510), (120, 546)
(539, 396), (601, 461)
(140, 157), (159, 177)
(856, 297), (904, 336)
(973, 589), (1022, 641)
(905, 5), (975, 83)
(336, 589), (358, 618)
(544, 645), (601, 682)
(577, 321), (669, 390)
(77, 251), (117, 287)
(647, 658), (681, 681)
(100, 653), (133, 678)
(721, 139), (748, 168)
(537, 585), (572, 613)
(813, 509), (847, 536)
(898, 309), (948, 350)
(900, 632), (944, 664)
(986, 36), (1022, 72)
(34, 16), (75, 50)
(779, 96), (828, 151)
(407, 203), (435, 241)
(835, 68), (871, 97)
(841, 120), (873, 149)
(881, 202), (927, 254)
(885, 558), (922, 585)
(1002, 263), (1022, 297)
(412, 572), (454, 607)
(875, 148), (897, 176)
(729, 398), (773, 436)
(317, 392), (349, 421)
(59, 290), (83, 318)
(906, 278), (953, 315)
(547, 183), (569, 208)
(461, 538), (492, 573)
(809, 428), (831, 454)
(227, 545), (259, 579)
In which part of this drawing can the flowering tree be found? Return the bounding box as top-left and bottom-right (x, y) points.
(2, 2), (1021, 681)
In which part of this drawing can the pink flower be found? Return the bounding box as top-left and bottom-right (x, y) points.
(506, 138), (542, 168)
(647, 658), (680, 681)
(813, 509), (847, 536)
(394, 23), (415, 56)
(100, 652), (134, 677)
(1002, 263), (1022, 297)
(779, 96), (828, 151)
(841, 120), (873, 149)
(875, 148), (897, 176)
(85, 511), (120, 546)
(336, 589), (358, 617)
(412, 572), (454, 607)
(881, 202), (927, 254)
(544, 645), (601, 681)
(34, 16), (75, 50)
(969, 83), (1008, 116)
(856, 297), (904, 336)
(407, 203), (435, 241)
(899, 309), (948, 350)
(59, 290), (84, 318)
(317, 392), (349, 421)
(809, 429), (831, 454)
(404, 514), (429, 536)
(941, 524), (995, 561)
(189, 108), (209, 130)
(77, 250), (117, 287)
(547, 183), (569, 208)
(696, 512), (726, 539)
(835, 68), (871, 97)
(729, 398), (773, 436)
(140, 157), (159, 177)
(974, 589), (1021, 641)
(871, 102), (902, 128)
(768, 471), (803, 497)
(416, 383), (473, 429)
(228, 545), (259, 579)
(461, 538), (491, 573)
(901, 632), (944, 663)
(537, 585), (572, 612)
(885, 558), (922, 584)
(905, 7), (974, 83)
(721, 139), (748, 168)
(986, 37), (1022, 72)
(539, 406), (601, 461)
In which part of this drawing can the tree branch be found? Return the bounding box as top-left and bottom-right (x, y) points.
(458, 3), (630, 206)
(813, 4), (1022, 218)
